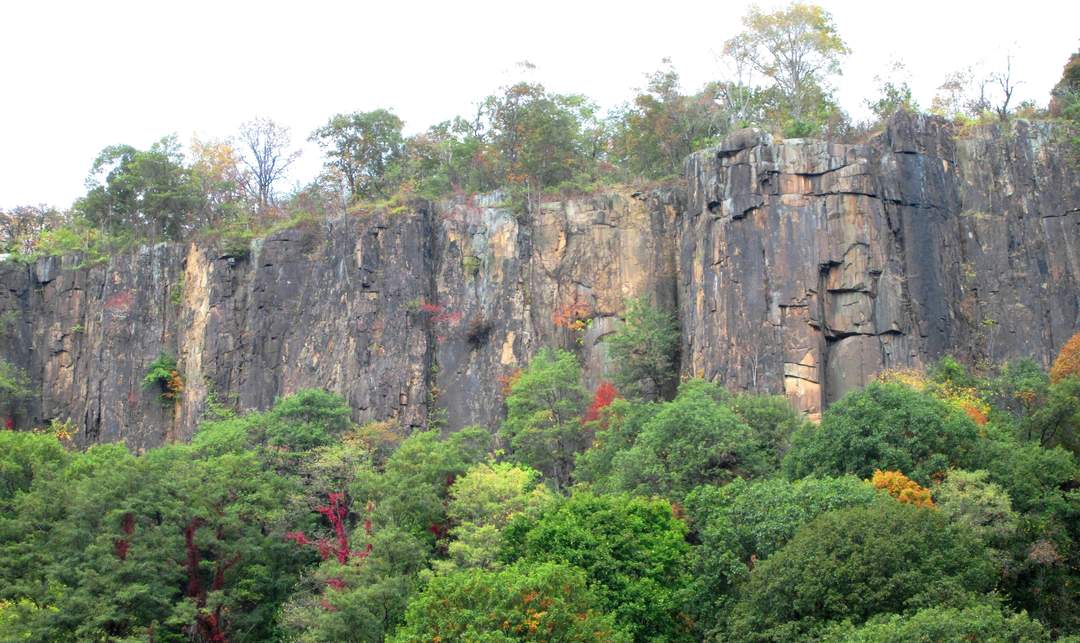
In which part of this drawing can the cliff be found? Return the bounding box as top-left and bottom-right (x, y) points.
(1, 113), (1077, 447)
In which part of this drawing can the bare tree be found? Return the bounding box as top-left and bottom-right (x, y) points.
(992, 55), (1022, 121)
(237, 118), (300, 210)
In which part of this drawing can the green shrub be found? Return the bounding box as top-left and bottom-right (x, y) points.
(141, 353), (182, 404)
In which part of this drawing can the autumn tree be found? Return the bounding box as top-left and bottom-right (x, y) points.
(237, 117), (300, 210)
(310, 109), (405, 203)
(723, 3), (850, 127)
(608, 61), (726, 178)
(0, 205), (64, 254)
(189, 135), (248, 227)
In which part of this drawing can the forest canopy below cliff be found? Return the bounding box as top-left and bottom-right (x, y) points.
(1, 3), (1078, 265)
(1, 323), (1079, 641)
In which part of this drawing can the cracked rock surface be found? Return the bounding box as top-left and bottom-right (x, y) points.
(1, 113), (1076, 445)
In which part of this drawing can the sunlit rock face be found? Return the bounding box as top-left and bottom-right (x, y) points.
(679, 113), (1079, 419)
(1, 112), (1076, 446)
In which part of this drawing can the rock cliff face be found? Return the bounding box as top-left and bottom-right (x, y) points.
(680, 114), (1079, 418)
(1, 113), (1077, 446)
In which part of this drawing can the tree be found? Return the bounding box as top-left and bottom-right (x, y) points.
(310, 109), (405, 202)
(440, 462), (553, 571)
(0, 205), (64, 254)
(189, 135), (248, 227)
(870, 469), (934, 508)
(501, 492), (693, 641)
(684, 476), (879, 636)
(934, 469), (1018, 544)
(1050, 331), (1080, 384)
(500, 348), (588, 491)
(821, 604), (1050, 642)
(727, 499), (998, 641)
(390, 562), (626, 642)
(605, 296), (680, 401)
(783, 381), (981, 485)
(0, 359), (30, 422)
(237, 117), (300, 210)
(608, 61), (726, 178)
(723, 3), (850, 124)
(992, 54), (1022, 121)
(76, 136), (203, 240)
(608, 379), (769, 500)
(865, 60), (918, 121)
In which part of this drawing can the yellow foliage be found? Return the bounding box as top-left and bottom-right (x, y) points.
(871, 470), (934, 508)
(1050, 331), (1080, 384)
(876, 369), (927, 391)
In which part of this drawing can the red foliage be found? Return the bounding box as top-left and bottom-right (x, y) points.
(583, 381), (618, 425)
(418, 302), (443, 314)
(3, 417), (13, 430)
(114, 512), (135, 560)
(183, 517), (235, 643)
(325, 577), (347, 591)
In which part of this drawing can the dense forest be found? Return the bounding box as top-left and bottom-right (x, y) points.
(2, 2), (1080, 641)
(2, 304), (1080, 640)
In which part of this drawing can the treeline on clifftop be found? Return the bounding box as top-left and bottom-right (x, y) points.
(3, 3), (1079, 263)
(2, 309), (1080, 640)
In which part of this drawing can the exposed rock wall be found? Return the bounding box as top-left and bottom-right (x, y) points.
(679, 115), (1079, 418)
(1, 113), (1076, 445)
(0, 190), (678, 449)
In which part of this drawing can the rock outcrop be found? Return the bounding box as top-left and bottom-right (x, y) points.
(1, 113), (1077, 446)
(680, 114), (1079, 418)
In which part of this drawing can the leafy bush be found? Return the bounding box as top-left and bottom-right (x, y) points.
(141, 352), (182, 404)
(727, 499), (998, 640)
(391, 562), (627, 642)
(784, 381), (981, 484)
(501, 492), (693, 641)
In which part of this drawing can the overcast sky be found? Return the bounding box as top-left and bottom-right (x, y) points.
(1, 0), (1076, 209)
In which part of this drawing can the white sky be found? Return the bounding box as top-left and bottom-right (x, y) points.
(1, 0), (1077, 209)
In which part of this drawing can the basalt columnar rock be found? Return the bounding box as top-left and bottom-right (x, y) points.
(1, 113), (1077, 446)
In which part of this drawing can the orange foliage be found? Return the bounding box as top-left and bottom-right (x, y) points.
(1050, 331), (1080, 384)
(499, 369), (522, 397)
(552, 301), (591, 332)
(871, 470), (934, 508)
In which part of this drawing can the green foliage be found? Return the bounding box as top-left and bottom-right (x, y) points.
(724, 3), (850, 129)
(501, 492), (693, 641)
(0, 432), (69, 504)
(310, 109), (405, 202)
(729, 392), (807, 469)
(141, 352), (182, 405)
(193, 388), (353, 454)
(500, 348), (588, 491)
(727, 499), (998, 641)
(0, 442), (301, 641)
(0, 359), (31, 412)
(935, 469), (1019, 544)
(76, 136), (205, 241)
(605, 296), (680, 400)
(683, 476), (879, 635)
(391, 562), (627, 642)
(822, 603), (1050, 642)
(784, 381), (981, 484)
(607, 62), (727, 179)
(606, 379), (769, 500)
(440, 462), (553, 572)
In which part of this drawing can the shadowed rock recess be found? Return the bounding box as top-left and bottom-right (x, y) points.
(1, 113), (1077, 447)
